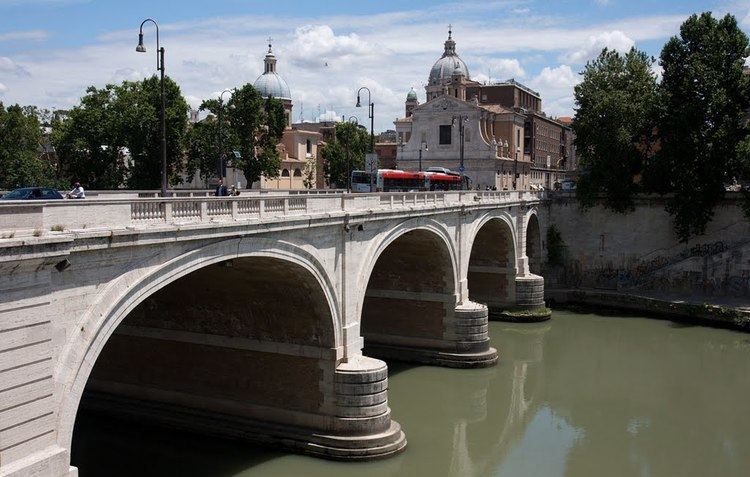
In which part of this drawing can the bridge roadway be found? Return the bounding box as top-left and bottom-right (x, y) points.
(0, 190), (545, 476)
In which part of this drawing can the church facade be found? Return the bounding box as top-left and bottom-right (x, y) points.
(395, 29), (573, 190)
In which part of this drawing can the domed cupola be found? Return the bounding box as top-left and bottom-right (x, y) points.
(406, 88), (418, 102)
(253, 41), (291, 101)
(428, 27), (469, 85)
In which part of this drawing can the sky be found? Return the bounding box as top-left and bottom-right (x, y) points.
(1, 0), (749, 132)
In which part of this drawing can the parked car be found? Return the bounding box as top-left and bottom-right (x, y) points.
(0, 187), (64, 200)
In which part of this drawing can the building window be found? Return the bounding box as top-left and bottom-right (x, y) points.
(439, 125), (452, 145)
(282, 169), (290, 177)
(293, 168), (302, 177)
(465, 129), (471, 143)
(306, 139), (312, 154)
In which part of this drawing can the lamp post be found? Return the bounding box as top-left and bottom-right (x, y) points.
(356, 87), (374, 192)
(419, 142), (428, 172)
(513, 146), (520, 190)
(346, 116), (358, 192)
(452, 114), (468, 188)
(217, 89), (232, 182)
(136, 18), (167, 197)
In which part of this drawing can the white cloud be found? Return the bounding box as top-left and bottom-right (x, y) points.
(0, 82), (7, 94)
(529, 65), (581, 117)
(530, 65), (580, 94)
(469, 57), (525, 83)
(317, 110), (343, 122)
(594, 0), (612, 5)
(650, 63), (664, 81)
(285, 25), (378, 69)
(0, 56), (30, 76)
(0, 29), (48, 42)
(561, 30), (634, 64)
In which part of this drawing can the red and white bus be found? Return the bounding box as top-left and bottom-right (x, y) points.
(351, 169), (467, 192)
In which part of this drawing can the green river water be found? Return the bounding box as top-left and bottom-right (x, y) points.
(71, 310), (750, 476)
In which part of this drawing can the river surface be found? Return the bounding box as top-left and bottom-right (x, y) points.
(71, 310), (750, 476)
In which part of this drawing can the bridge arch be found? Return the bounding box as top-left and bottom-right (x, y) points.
(56, 237), (342, 454)
(356, 220), (462, 363)
(525, 210), (542, 276)
(466, 212), (519, 314)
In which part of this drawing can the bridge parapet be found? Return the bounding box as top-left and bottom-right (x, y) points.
(0, 190), (542, 235)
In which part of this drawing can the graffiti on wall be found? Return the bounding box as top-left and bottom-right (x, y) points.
(547, 240), (750, 297)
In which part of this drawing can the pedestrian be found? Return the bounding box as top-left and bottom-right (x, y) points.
(215, 178), (228, 197)
(67, 182), (85, 199)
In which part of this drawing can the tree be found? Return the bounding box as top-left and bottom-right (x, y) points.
(321, 122), (369, 188)
(572, 48), (660, 212)
(187, 85), (286, 187)
(119, 76), (189, 189)
(52, 85), (125, 189)
(184, 116), (220, 185)
(0, 103), (59, 189)
(53, 76), (189, 190)
(226, 85), (286, 186)
(647, 13), (750, 241)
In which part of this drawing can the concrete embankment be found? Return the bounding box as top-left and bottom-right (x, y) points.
(547, 288), (750, 331)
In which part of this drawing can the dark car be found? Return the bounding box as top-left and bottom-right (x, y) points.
(0, 187), (64, 200)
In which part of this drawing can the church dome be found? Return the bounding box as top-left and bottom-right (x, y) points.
(253, 72), (291, 100)
(253, 44), (291, 101)
(406, 88), (418, 101)
(428, 28), (469, 84)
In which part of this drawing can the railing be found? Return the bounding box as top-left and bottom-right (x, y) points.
(0, 190), (543, 234)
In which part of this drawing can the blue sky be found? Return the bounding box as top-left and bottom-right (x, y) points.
(1, 0), (749, 131)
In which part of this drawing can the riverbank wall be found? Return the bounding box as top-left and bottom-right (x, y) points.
(540, 193), (750, 318)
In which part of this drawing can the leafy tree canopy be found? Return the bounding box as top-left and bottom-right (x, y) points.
(647, 12), (750, 241)
(321, 122), (370, 188)
(572, 47), (660, 212)
(52, 75), (189, 189)
(0, 103), (59, 190)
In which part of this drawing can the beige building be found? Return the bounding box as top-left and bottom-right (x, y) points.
(395, 29), (572, 190)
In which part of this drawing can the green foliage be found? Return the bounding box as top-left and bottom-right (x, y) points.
(321, 122), (370, 188)
(572, 48), (660, 212)
(53, 76), (189, 189)
(546, 224), (565, 266)
(185, 116), (220, 185)
(121, 76), (190, 189)
(0, 103), (59, 189)
(188, 85), (286, 186)
(647, 13), (750, 241)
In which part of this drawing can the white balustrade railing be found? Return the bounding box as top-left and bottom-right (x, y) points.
(0, 190), (542, 234)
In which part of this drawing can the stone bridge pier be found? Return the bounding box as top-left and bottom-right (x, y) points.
(0, 191), (544, 476)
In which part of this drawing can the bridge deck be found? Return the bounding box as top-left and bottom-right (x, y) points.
(0, 191), (542, 237)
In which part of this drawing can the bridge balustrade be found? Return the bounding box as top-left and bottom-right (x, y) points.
(0, 190), (542, 235)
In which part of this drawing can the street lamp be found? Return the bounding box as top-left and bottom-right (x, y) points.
(136, 18), (167, 197)
(452, 114), (468, 188)
(419, 142), (428, 172)
(513, 146), (520, 190)
(217, 89), (232, 181)
(346, 116), (359, 192)
(356, 86), (375, 191)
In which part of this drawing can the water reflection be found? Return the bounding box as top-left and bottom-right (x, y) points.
(72, 311), (750, 477)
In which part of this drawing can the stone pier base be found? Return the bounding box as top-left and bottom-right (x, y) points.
(365, 302), (498, 368)
(488, 275), (551, 322)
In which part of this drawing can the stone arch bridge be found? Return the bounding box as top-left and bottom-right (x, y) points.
(0, 190), (544, 476)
